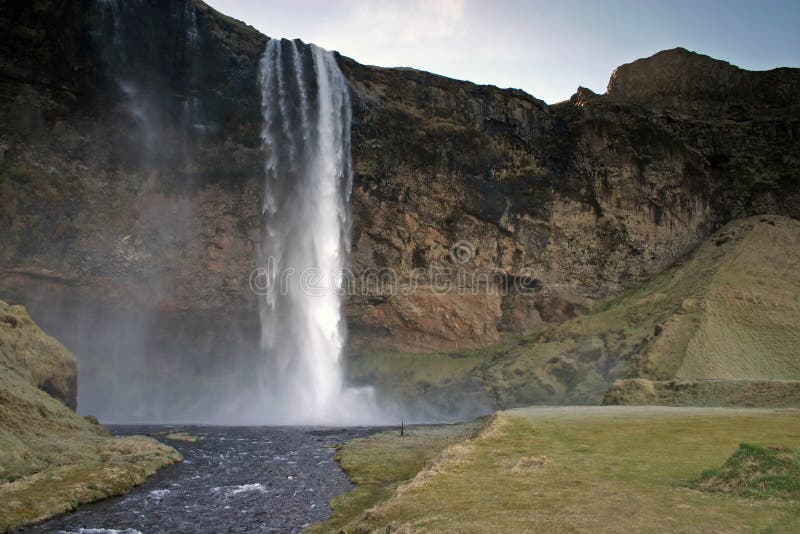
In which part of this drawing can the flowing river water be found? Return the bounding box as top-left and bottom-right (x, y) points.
(28, 425), (378, 533)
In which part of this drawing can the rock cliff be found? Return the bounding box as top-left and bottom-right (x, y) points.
(0, 0), (798, 418)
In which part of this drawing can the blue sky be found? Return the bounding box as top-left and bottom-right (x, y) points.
(205, 0), (800, 103)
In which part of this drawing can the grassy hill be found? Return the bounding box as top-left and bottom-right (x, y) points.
(0, 299), (180, 530)
(349, 215), (800, 413)
(481, 214), (800, 407)
(319, 407), (800, 532)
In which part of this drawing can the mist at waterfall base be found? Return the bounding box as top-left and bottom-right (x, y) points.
(13, 0), (263, 426)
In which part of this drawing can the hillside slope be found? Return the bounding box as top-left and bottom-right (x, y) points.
(0, 299), (180, 530)
(350, 215), (800, 414)
(480, 215), (800, 406)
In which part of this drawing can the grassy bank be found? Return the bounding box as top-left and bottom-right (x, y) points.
(306, 420), (483, 533)
(318, 407), (800, 532)
(0, 300), (181, 530)
(604, 378), (800, 407)
(694, 442), (800, 500)
(346, 335), (520, 420)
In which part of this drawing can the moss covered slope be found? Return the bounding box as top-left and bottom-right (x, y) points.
(0, 299), (180, 531)
(477, 214), (800, 406)
(480, 215), (800, 406)
(350, 215), (800, 412)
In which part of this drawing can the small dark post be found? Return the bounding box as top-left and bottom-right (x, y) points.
(400, 418), (404, 437)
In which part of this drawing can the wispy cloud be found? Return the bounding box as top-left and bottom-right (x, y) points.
(321, 0), (466, 45)
(205, 0), (800, 104)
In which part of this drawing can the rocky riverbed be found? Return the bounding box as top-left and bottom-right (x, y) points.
(27, 425), (379, 534)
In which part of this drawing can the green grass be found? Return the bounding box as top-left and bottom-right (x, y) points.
(321, 407), (800, 533)
(345, 334), (521, 419)
(604, 378), (800, 407)
(306, 420), (483, 533)
(162, 431), (199, 443)
(694, 443), (800, 499)
(347, 333), (521, 386)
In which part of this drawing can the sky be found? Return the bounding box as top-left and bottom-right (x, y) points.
(205, 0), (800, 104)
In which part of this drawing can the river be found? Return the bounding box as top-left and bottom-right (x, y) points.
(28, 425), (378, 533)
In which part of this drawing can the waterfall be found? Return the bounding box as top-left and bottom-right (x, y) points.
(256, 38), (380, 424)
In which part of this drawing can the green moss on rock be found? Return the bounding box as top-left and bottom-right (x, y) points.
(695, 443), (800, 499)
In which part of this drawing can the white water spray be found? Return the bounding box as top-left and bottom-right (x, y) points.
(256, 39), (382, 425)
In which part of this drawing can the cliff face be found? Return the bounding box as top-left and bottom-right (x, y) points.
(336, 47), (799, 351)
(0, 1), (270, 418)
(0, 1), (798, 417)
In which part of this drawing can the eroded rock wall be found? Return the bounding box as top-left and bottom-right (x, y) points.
(340, 49), (800, 351)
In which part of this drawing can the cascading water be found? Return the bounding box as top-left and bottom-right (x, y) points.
(255, 38), (382, 425)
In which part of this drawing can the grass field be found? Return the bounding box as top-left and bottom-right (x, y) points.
(316, 407), (800, 533)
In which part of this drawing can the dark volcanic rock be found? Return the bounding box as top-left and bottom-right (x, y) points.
(607, 47), (800, 112)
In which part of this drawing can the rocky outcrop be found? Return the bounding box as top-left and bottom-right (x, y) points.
(607, 47), (800, 112)
(1, 1), (798, 418)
